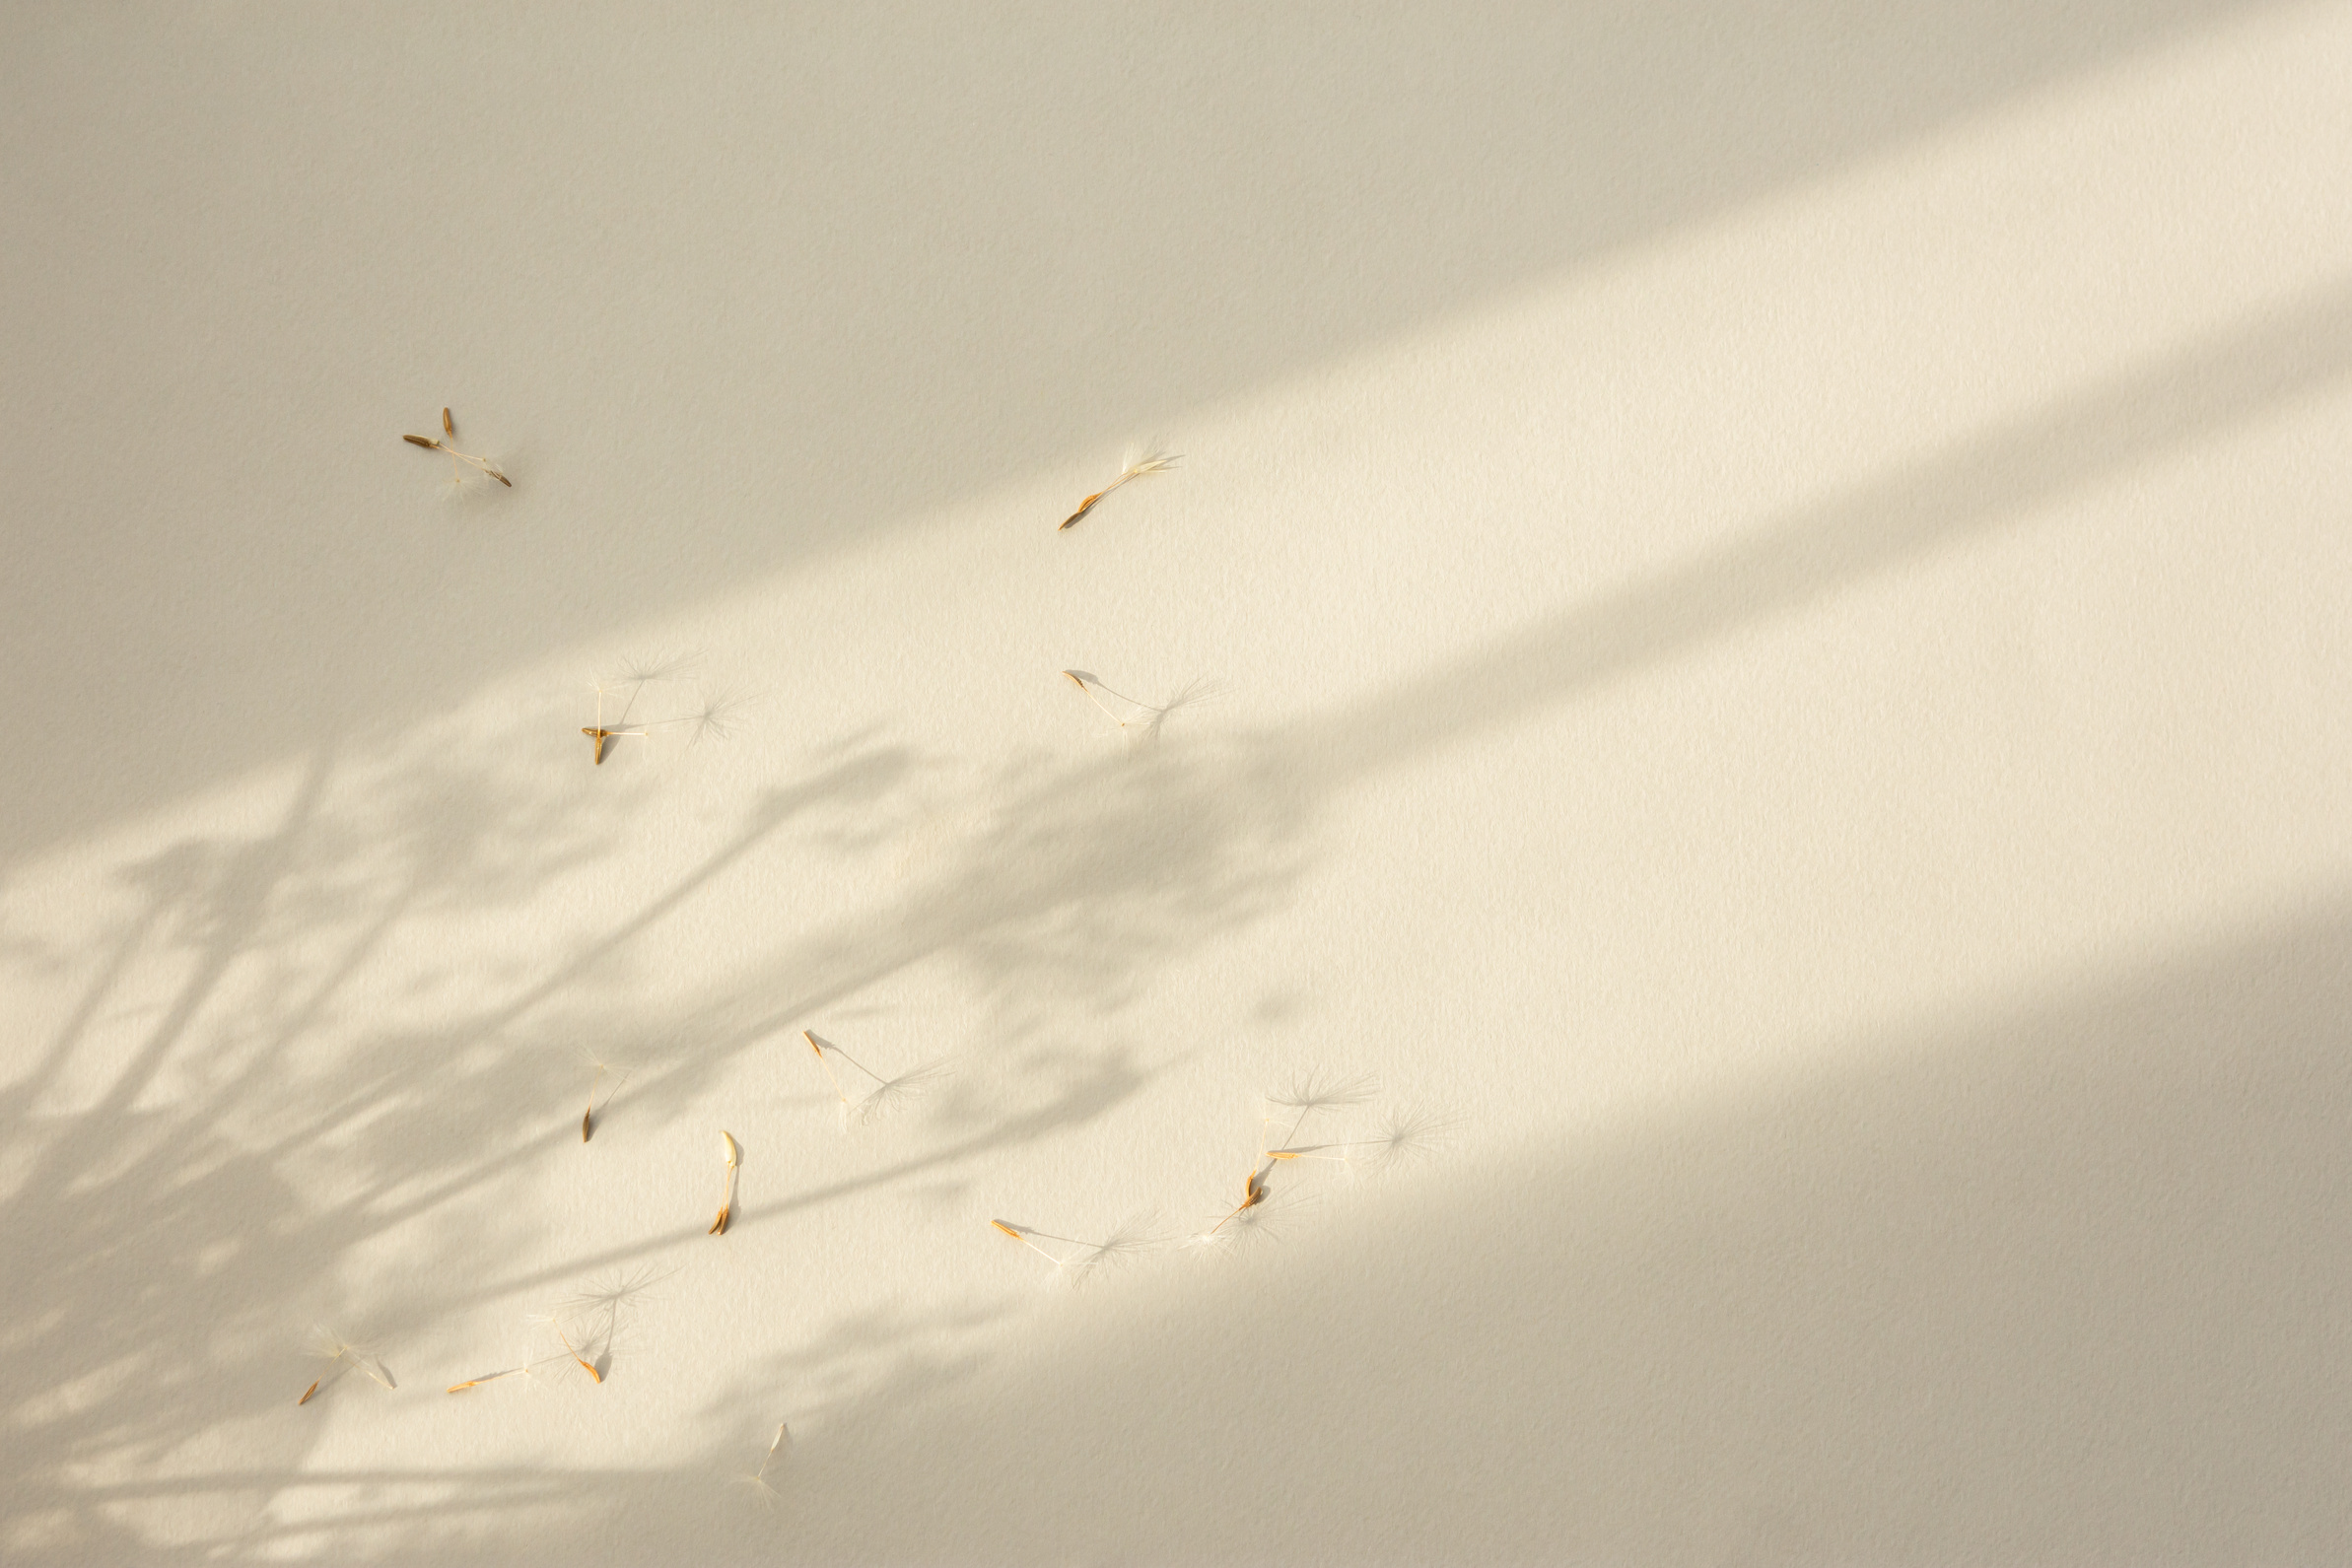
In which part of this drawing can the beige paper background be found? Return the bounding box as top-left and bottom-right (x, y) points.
(3, 2), (2348, 1562)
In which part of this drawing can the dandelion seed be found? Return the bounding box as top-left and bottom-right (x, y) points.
(580, 724), (645, 764)
(1193, 1201), (1261, 1249)
(732, 1422), (792, 1508)
(297, 1379), (319, 1405)
(582, 666), (735, 765)
(804, 1031), (947, 1127)
(711, 1130), (739, 1234)
(539, 1316), (602, 1384)
(528, 1285), (644, 1387)
(580, 681), (650, 766)
(1187, 1080), (1385, 1250)
(446, 1367), (529, 1393)
(805, 1031), (853, 1116)
(401, 417), (511, 487)
(306, 1329), (395, 1394)
(1263, 1139), (1373, 1164)
(990, 1218), (1072, 1269)
(1269, 1109), (1459, 1171)
(1204, 1166), (1272, 1239)
(1203, 1196), (1280, 1245)
(992, 1215), (1164, 1276)
(1261, 1141), (1365, 1174)
(1062, 670), (1135, 732)
(1060, 453), (1179, 530)
(1062, 669), (1215, 739)
(1187, 1160), (1317, 1250)
(562, 1331), (602, 1384)
(580, 1058), (632, 1142)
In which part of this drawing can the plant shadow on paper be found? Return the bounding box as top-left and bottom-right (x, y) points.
(7, 7), (2352, 1560)
(6, 254), (2350, 1558)
(29, 878), (2341, 1564)
(0, 681), (1316, 1559)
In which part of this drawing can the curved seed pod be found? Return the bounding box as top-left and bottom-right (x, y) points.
(1059, 453), (1178, 529)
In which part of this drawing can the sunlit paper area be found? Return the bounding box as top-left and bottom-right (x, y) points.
(4, 4), (2349, 1562)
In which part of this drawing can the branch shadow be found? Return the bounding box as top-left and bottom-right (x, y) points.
(250, 891), (2352, 1566)
(0, 728), (944, 1561)
(0, 676), (1314, 1557)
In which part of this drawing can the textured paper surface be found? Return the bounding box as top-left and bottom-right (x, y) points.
(4, 3), (2350, 1562)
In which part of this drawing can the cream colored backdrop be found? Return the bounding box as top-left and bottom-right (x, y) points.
(3, 3), (2347, 1562)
